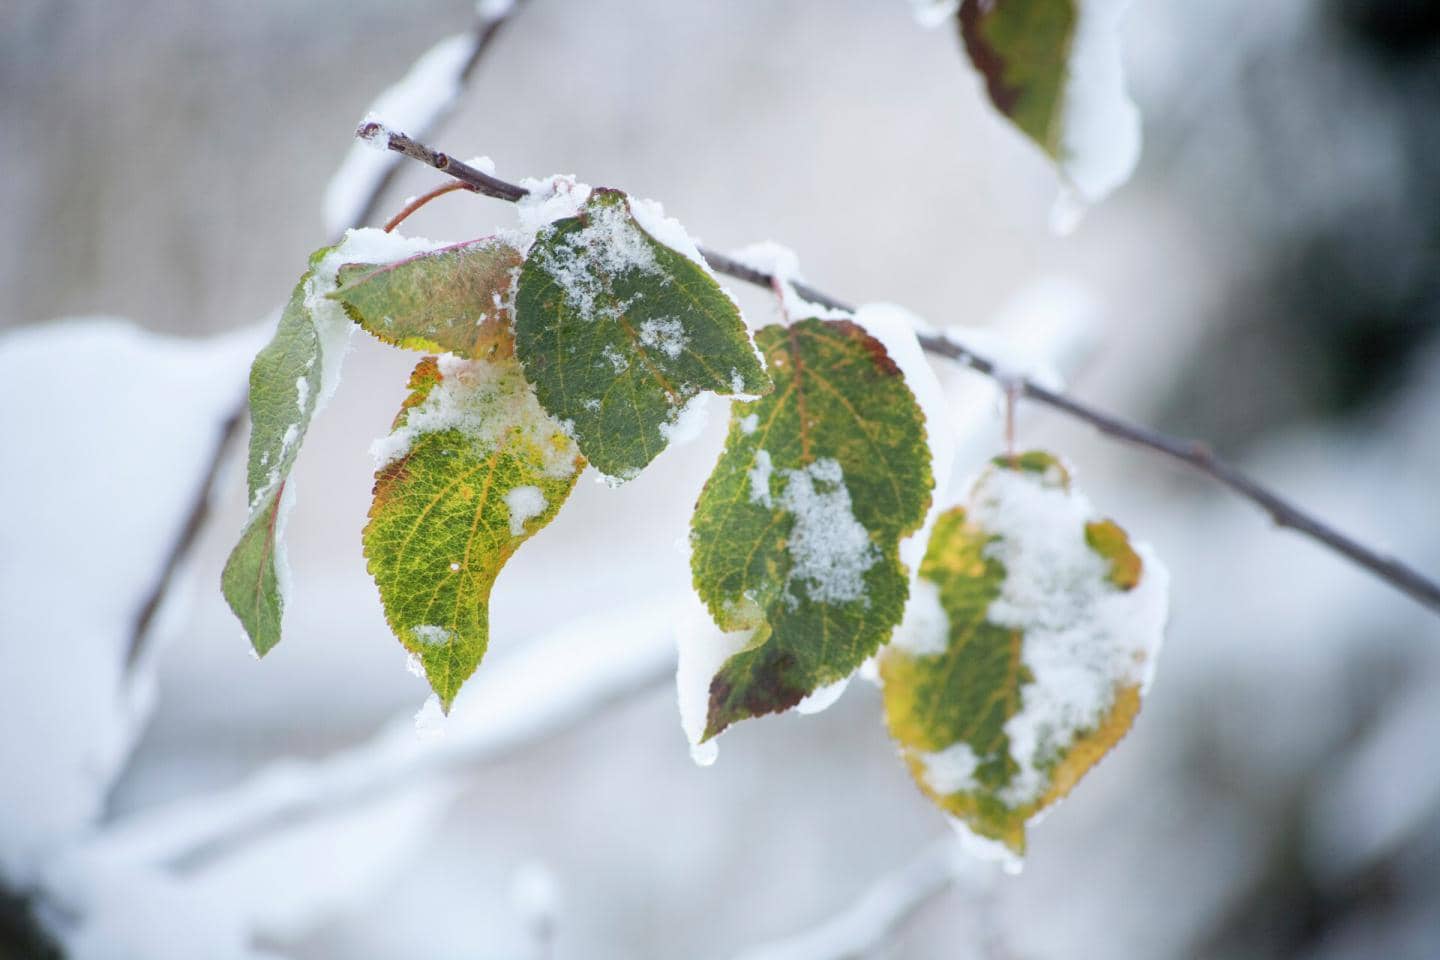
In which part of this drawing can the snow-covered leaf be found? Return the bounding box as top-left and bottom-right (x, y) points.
(330, 237), (524, 360)
(513, 188), (770, 480)
(879, 452), (1167, 859)
(956, 0), (1140, 212)
(364, 354), (584, 709)
(689, 319), (933, 738)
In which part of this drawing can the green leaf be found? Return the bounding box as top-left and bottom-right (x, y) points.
(364, 353), (584, 709)
(513, 188), (770, 480)
(689, 318), (934, 738)
(958, 0), (1078, 160)
(329, 237), (524, 360)
(221, 246), (333, 656)
(879, 451), (1167, 858)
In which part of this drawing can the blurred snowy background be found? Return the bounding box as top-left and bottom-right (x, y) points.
(2, 0), (1439, 957)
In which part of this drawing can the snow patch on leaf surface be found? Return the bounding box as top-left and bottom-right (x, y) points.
(514, 188), (770, 479)
(880, 451), (1168, 860)
(690, 319), (934, 738)
(364, 353), (584, 709)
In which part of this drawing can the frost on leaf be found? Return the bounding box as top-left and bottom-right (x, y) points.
(513, 188), (770, 480)
(689, 319), (933, 739)
(956, 0), (1140, 212)
(222, 229), (443, 656)
(879, 452), (1168, 860)
(329, 237), (525, 360)
(363, 353), (583, 709)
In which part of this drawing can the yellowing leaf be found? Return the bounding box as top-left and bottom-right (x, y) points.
(690, 319), (933, 738)
(514, 188), (770, 480)
(330, 237), (524, 360)
(879, 452), (1167, 859)
(363, 353), (583, 709)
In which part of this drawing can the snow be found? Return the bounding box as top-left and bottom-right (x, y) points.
(726, 241), (850, 325)
(528, 193), (660, 320)
(1050, 0), (1142, 229)
(675, 600), (753, 766)
(629, 195), (709, 269)
(795, 678), (850, 715)
(411, 625), (454, 646)
(368, 352), (579, 480)
(739, 413), (760, 434)
(748, 449), (775, 508)
(658, 393), (712, 446)
(909, 0), (960, 29)
(0, 318), (268, 887)
(779, 458), (879, 608)
(504, 485), (547, 535)
(638, 316), (688, 358)
(322, 32), (479, 235)
(918, 742), (981, 795)
(476, 0), (516, 20)
(889, 578), (950, 657)
(514, 175), (593, 233)
(965, 460), (1169, 808)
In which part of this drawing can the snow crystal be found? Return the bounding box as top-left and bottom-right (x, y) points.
(779, 458), (878, 606)
(411, 625), (453, 646)
(528, 195), (660, 320)
(638, 317), (687, 358)
(294, 375), (310, 414)
(919, 742), (981, 795)
(448, 561), (461, 572)
(368, 353), (578, 480)
(965, 461), (1168, 807)
(628, 195), (709, 268)
(726, 240), (849, 325)
(322, 32), (478, 235)
(738, 413), (759, 435)
(675, 601), (753, 767)
(658, 393), (712, 447)
(909, 0), (960, 29)
(413, 694), (447, 739)
(889, 578), (950, 656)
(504, 485), (547, 536)
(1051, 0), (1142, 229)
(795, 677), (850, 715)
(748, 449), (774, 508)
(600, 344), (629, 372)
(514, 175), (592, 233)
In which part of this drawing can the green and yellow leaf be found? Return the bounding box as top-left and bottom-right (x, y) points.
(329, 237), (524, 360)
(879, 451), (1167, 859)
(221, 246), (333, 656)
(513, 188), (770, 480)
(363, 353), (584, 709)
(690, 318), (933, 738)
(958, 0), (1077, 160)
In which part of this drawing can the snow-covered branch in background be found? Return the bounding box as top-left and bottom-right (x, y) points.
(323, 0), (526, 236)
(732, 838), (980, 960)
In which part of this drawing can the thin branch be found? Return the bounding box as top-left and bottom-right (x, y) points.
(732, 837), (963, 960)
(368, 127), (1440, 616)
(123, 2), (530, 673)
(383, 180), (476, 232)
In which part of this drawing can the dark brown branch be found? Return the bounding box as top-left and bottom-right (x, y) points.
(372, 126), (1440, 615)
(123, 3), (530, 673)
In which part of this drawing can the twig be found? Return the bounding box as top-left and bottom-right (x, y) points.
(383, 180), (476, 232)
(123, 2), (529, 674)
(368, 127), (1440, 616)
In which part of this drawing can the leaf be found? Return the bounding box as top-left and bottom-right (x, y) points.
(363, 353), (584, 709)
(221, 246), (333, 656)
(513, 188), (770, 479)
(956, 0), (1140, 208)
(879, 451), (1167, 858)
(329, 237), (524, 360)
(689, 318), (934, 738)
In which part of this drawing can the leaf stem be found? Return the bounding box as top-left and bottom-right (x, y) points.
(369, 126), (1440, 616)
(382, 180), (476, 232)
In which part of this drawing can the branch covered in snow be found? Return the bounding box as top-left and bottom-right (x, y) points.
(731, 838), (968, 960)
(366, 126), (1440, 617)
